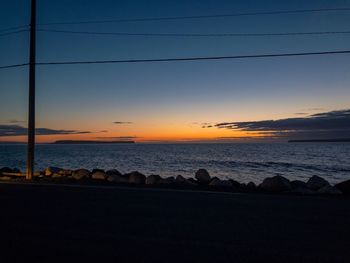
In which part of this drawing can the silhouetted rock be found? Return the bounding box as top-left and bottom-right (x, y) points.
(106, 169), (122, 177)
(291, 180), (307, 189)
(246, 182), (257, 191)
(187, 178), (198, 185)
(91, 170), (107, 180)
(146, 174), (161, 185)
(228, 179), (241, 189)
(260, 176), (292, 193)
(175, 175), (186, 183)
(107, 173), (128, 183)
(209, 177), (232, 187)
(195, 169), (211, 185)
(0, 167), (14, 174)
(72, 169), (90, 180)
(306, 175), (330, 191)
(317, 185), (342, 195)
(44, 167), (62, 177)
(127, 171), (146, 184)
(335, 180), (350, 195)
(159, 176), (176, 185)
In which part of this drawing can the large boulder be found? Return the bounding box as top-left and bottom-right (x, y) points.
(318, 185), (342, 195)
(246, 182), (257, 191)
(290, 180), (307, 189)
(44, 167), (62, 177)
(159, 176), (176, 185)
(175, 175), (196, 186)
(306, 175), (330, 191)
(107, 173), (128, 183)
(91, 170), (107, 180)
(209, 177), (232, 187)
(335, 180), (350, 195)
(0, 167), (14, 174)
(72, 169), (90, 180)
(146, 174), (162, 185)
(195, 169), (211, 185)
(260, 176), (292, 193)
(106, 169), (122, 177)
(127, 171), (146, 184)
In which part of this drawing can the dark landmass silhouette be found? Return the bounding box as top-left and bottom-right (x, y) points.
(53, 140), (135, 144)
(289, 138), (350, 143)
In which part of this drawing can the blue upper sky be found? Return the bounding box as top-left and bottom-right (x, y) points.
(1, 0), (350, 142)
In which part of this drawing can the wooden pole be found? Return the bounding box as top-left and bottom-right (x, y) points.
(26, 0), (36, 180)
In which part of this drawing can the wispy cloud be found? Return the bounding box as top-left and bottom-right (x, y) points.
(113, 121), (133, 125)
(206, 109), (350, 140)
(0, 125), (92, 137)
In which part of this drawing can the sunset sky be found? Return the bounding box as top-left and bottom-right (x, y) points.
(1, 0), (350, 143)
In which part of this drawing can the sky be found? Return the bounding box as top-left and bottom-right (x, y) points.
(0, 0), (350, 143)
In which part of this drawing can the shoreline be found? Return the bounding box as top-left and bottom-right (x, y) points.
(1, 166), (350, 196)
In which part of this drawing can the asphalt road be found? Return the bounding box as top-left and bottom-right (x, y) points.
(0, 182), (349, 263)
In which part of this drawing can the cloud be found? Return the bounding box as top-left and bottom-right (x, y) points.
(0, 125), (92, 137)
(8, 120), (25, 124)
(95, 136), (138, 140)
(294, 112), (308, 115)
(113, 122), (133, 125)
(211, 109), (350, 140)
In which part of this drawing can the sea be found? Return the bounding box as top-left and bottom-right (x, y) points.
(1, 143), (350, 184)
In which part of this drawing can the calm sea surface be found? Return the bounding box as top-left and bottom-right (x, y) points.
(1, 143), (350, 184)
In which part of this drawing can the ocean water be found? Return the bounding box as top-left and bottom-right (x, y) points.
(0, 143), (350, 184)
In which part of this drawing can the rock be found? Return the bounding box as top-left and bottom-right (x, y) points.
(318, 185), (342, 195)
(159, 176), (176, 185)
(106, 169), (123, 177)
(187, 178), (198, 185)
(91, 170), (107, 180)
(246, 182), (257, 191)
(72, 169), (90, 180)
(175, 175), (196, 186)
(44, 167), (62, 177)
(127, 171), (146, 184)
(291, 180), (307, 189)
(209, 177), (232, 187)
(0, 167), (14, 174)
(175, 175), (187, 184)
(335, 180), (350, 195)
(195, 169), (211, 185)
(229, 179), (241, 189)
(260, 176), (292, 193)
(58, 169), (73, 177)
(145, 174), (162, 185)
(107, 173), (128, 183)
(306, 175), (330, 191)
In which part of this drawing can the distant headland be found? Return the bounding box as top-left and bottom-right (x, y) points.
(52, 140), (135, 144)
(288, 138), (350, 143)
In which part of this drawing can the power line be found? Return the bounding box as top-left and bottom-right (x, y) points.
(0, 25), (28, 33)
(1, 50), (349, 70)
(36, 50), (350, 66)
(37, 28), (350, 38)
(0, 29), (28, 37)
(0, 63), (29, 70)
(37, 7), (350, 26)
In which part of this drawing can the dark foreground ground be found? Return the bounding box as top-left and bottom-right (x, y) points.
(0, 183), (349, 263)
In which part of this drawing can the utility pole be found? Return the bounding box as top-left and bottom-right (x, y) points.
(26, 0), (36, 180)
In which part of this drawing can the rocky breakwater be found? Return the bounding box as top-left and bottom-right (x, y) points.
(1, 166), (350, 196)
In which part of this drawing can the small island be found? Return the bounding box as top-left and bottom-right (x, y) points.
(52, 140), (135, 144)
